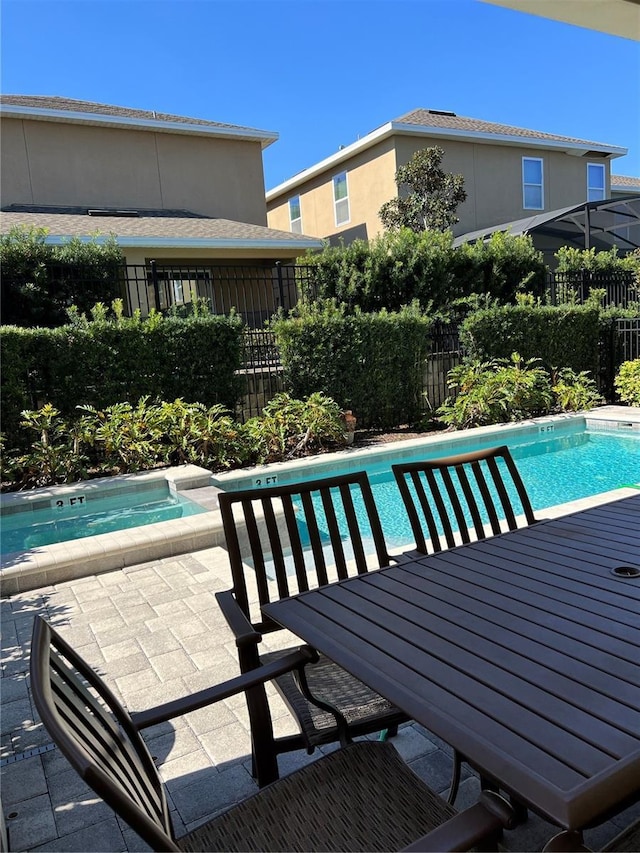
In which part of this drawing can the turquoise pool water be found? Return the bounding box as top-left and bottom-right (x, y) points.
(1, 485), (207, 555)
(368, 428), (640, 549)
(223, 424), (640, 562)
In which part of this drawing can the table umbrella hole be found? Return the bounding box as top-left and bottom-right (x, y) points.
(611, 566), (640, 578)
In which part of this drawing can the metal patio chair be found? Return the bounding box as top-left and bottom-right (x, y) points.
(392, 444), (538, 558)
(392, 444), (538, 805)
(31, 615), (517, 853)
(216, 471), (409, 787)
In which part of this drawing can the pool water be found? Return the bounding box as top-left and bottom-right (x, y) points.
(368, 429), (640, 549)
(238, 426), (640, 570)
(1, 485), (207, 555)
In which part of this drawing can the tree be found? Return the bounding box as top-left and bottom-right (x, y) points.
(379, 146), (467, 233)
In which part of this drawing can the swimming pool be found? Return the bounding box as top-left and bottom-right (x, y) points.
(213, 412), (640, 554)
(1, 483), (207, 555)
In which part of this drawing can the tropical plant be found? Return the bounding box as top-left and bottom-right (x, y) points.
(378, 146), (467, 233)
(77, 398), (164, 474)
(11, 405), (89, 488)
(614, 359), (640, 407)
(245, 392), (347, 463)
(437, 354), (554, 429)
(551, 368), (603, 412)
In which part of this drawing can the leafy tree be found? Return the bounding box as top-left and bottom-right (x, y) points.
(379, 146), (467, 233)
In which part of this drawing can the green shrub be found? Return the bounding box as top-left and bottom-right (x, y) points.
(460, 305), (601, 376)
(437, 354), (554, 429)
(437, 355), (603, 430)
(272, 301), (432, 429)
(551, 368), (603, 411)
(298, 229), (547, 312)
(244, 392), (347, 463)
(1, 393), (348, 489)
(0, 307), (244, 449)
(1, 226), (124, 326)
(614, 359), (640, 407)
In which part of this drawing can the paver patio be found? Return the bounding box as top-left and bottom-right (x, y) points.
(2, 541), (640, 852)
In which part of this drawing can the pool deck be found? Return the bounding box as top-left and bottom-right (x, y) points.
(2, 405), (640, 851)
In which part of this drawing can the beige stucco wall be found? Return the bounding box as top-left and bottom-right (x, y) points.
(267, 138), (398, 242)
(267, 135), (612, 243)
(1, 117), (269, 224)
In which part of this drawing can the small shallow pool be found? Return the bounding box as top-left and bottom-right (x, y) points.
(1, 483), (207, 556)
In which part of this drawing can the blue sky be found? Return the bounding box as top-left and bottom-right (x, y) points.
(2, 0), (639, 190)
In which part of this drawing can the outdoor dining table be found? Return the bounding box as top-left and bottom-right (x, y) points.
(262, 493), (640, 837)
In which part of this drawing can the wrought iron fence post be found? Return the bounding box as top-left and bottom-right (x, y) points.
(149, 259), (160, 311)
(275, 261), (285, 310)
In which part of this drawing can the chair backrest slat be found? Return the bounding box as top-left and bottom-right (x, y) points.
(392, 445), (537, 555)
(218, 471), (391, 630)
(31, 617), (178, 852)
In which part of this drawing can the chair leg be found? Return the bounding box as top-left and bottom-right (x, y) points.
(447, 750), (463, 804)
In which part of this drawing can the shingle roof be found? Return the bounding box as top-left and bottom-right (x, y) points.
(394, 108), (620, 151)
(611, 174), (640, 189)
(0, 95), (277, 145)
(0, 206), (323, 249)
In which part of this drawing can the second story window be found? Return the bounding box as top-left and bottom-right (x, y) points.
(522, 157), (544, 210)
(587, 163), (606, 202)
(289, 196), (302, 233)
(333, 171), (350, 225)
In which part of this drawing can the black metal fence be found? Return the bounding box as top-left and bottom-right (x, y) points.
(124, 261), (316, 328)
(618, 318), (640, 362)
(548, 271), (638, 308)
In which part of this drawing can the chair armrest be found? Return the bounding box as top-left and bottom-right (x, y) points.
(216, 589), (262, 648)
(131, 646), (316, 730)
(403, 791), (517, 852)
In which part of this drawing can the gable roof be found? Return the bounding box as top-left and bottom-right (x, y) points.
(0, 206), (324, 251)
(0, 95), (278, 148)
(266, 108), (627, 199)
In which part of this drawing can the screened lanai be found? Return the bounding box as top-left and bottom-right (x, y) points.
(453, 194), (640, 266)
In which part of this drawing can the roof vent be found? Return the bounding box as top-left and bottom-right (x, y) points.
(427, 109), (456, 117)
(87, 208), (140, 217)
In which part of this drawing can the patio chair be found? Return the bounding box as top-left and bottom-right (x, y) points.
(392, 444), (537, 558)
(216, 471), (409, 787)
(392, 444), (538, 805)
(31, 614), (517, 853)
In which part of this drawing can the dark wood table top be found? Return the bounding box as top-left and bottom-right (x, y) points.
(263, 493), (640, 831)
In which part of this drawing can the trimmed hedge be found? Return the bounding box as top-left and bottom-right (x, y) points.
(460, 305), (601, 376)
(272, 302), (432, 429)
(1, 314), (244, 449)
(298, 229), (548, 312)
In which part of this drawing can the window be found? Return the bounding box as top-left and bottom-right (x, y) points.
(522, 158), (544, 210)
(587, 163), (606, 202)
(333, 171), (350, 225)
(289, 196), (302, 233)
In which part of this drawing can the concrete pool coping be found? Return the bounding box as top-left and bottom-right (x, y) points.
(2, 406), (639, 595)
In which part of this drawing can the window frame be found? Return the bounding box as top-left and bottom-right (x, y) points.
(522, 157), (544, 210)
(289, 195), (302, 233)
(333, 171), (350, 226)
(587, 162), (606, 202)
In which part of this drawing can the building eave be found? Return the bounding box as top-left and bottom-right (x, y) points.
(39, 234), (324, 251)
(0, 104), (279, 149)
(266, 121), (626, 201)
